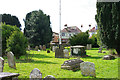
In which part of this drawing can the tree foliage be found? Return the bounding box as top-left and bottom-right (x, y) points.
(24, 10), (52, 47)
(69, 32), (89, 46)
(2, 23), (20, 55)
(7, 31), (28, 59)
(96, 2), (120, 55)
(2, 14), (21, 30)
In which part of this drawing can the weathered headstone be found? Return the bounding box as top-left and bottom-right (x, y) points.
(39, 45), (43, 50)
(98, 47), (102, 53)
(86, 44), (92, 50)
(43, 75), (56, 80)
(103, 55), (115, 60)
(30, 68), (42, 80)
(80, 62), (96, 77)
(35, 46), (39, 51)
(55, 48), (64, 58)
(63, 49), (69, 58)
(7, 51), (16, 69)
(52, 46), (57, 52)
(0, 57), (4, 72)
(61, 59), (84, 71)
(27, 45), (31, 51)
(43, 45), (46, 51)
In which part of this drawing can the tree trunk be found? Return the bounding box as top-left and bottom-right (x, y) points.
(116, 48), (120, 57)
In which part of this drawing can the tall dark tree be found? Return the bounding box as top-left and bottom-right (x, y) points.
(2, 14), (21, 30)
(96, 2), (120, 56)
(24, 10), (52, 47)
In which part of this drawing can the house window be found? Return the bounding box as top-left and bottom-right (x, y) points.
(62, 33), (65, 36)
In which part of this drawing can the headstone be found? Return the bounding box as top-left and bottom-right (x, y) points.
(47, 50), (50, 53)
(27, 45), (31, 51)
(0, 57), (4, 72)
(86, 44), (92, 50)
(55, 48), (64, 58)
(39, 45), (43, 50)
(103, 55), (115, 60)
(52, 46), (57, 52)
(7, 51), (16, 69)
(80, 62), (96, 77)
(43, 45), (46, 51)
(61, 59), (84, 71)
(30, 68), (42, 80)
(35, 46), (39, 51)
(98, 47), (102, 53)
(43, 75), (56, 80)
(63, 49), (69, 58)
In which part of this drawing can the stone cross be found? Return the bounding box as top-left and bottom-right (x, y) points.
(30, 68), (42, 80)
(7, 51), (16, 69)
(80, 62), (96, 77)
(0, 57), (4, 72)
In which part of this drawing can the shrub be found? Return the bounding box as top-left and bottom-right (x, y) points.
(2, 23), (20, 56)
(7, 31), (28, 59)
(69, 32), (89, 46)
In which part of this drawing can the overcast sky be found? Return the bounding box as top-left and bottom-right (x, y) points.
(0, 0), (97, 32)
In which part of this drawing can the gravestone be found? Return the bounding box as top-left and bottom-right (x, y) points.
(61, 59), (84, 71)
(63, 49), (69, 58)
(55, 47), (64, 58)
(0, 57), (4, 72)
(39, 45), (43, 50)
(52, 46), (57, 52)
(27, 45), (31, 51)
(35, 46), (39, 51)
(7, 51), (16, 69)
(103, 55), (115, 60)
(47, 50), (50, 53)
(30, 68), (42, 80)
(86, 44), (92, 50)
(43, 45), (46, 51)
(98, 47), (102, 53)
(80, 62), (96, 77)
(43, 75), (56, 80)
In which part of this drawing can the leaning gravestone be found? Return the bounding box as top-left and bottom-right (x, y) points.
(55, 48), (64, 58)
(63, 49), (69, 58)
(30, 68), (42, 80)
(103, 55), (115, 60)
(43, 75), (56, 80)
(35, 46), (39, 51)
(80, 62), (96, 77)
(39, 45), (43, 50)
(7, 51), (16, 69)
(0, 57), (4, 72)
(61, 59), (84, 71)
(43, 45), (46, 51)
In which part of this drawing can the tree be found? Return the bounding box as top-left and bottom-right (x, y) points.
(24, 10), (52, 47)
(2, 23), (20, 56)
(69, 32), (89, 46)
(96, 2), (120, 56)
(2, 14), (21, 30)
(7, 31), (28, 59)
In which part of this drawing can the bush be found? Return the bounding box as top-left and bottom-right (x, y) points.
(69, 32), (89, 46)
(7, 31), (28, 59)
(89, 34), (99, 47)
(2, 23), (20, 56)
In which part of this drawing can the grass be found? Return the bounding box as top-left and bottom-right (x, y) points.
(3, 48), (118, 79)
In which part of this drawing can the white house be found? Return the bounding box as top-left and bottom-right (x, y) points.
(61, 26), (81, 43)
(89, 27), (97, 38)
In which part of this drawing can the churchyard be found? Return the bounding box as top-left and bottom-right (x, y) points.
(2, 48), (118, 79)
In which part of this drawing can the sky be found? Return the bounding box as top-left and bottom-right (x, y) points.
(0, 0), (97, 33)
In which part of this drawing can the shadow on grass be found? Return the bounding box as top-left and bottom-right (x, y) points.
(16, 59), (58, 64)
(83, 56), (102, 59)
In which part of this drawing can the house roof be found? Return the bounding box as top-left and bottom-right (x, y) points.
(61, 26), (81, 33)
(89, 27), (96, 32)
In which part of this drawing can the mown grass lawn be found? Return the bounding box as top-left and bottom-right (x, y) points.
(3, 48), (118, 79)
